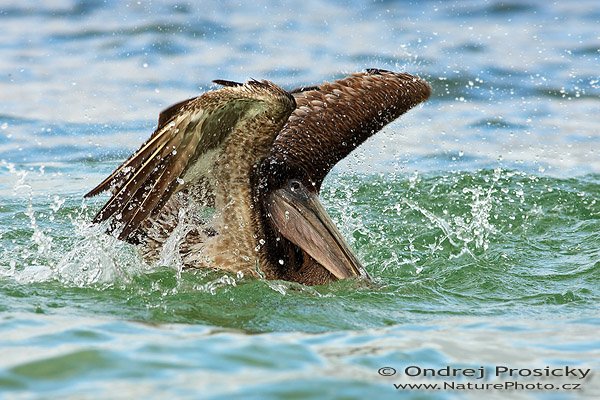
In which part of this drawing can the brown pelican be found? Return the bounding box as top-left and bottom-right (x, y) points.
(86, 69), (430, 285)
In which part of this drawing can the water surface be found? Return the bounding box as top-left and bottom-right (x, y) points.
(1, 1), (599, 399)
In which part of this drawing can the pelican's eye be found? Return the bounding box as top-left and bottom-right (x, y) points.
(289, 179), (302, 192)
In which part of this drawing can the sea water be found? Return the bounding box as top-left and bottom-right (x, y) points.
(0, 1), (598, 399)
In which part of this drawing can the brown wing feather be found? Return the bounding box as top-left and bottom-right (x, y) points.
(115, 122), (202, 239)
(93, 112), (197, 222)
(156, 97), (197, 131)
(84, 106), (188, 198)
(269, 69), (431, 190)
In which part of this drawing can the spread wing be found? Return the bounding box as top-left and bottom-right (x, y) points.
(85, 80), (293, 241)
(271, 69), (431, 190)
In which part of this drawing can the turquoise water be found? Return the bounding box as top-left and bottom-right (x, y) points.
(1, 1), (599, 399)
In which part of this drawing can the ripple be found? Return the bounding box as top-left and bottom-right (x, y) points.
(9, 349), (113, 380)
(533, 86), (600, 100)
(50, 21), (228, 42)
(572, 46), (600, 56)
(470, 118), (528, 130)
(0, 1), (105, 18)
(454, 42), (487, 53)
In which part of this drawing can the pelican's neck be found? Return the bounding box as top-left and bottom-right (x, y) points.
(207, 113), (283, 277)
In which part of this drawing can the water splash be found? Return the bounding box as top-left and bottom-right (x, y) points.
(321, 169), (539, 278)
(0, 164), (261, 294)
(0, 164), (155, 287)
(54, 209), (152, 287)
(402, 169), (501, 260)
(194, 273), (241, 295)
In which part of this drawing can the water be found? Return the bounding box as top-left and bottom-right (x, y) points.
(1, 0), (599, 399)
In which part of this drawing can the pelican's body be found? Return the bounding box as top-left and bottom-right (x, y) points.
(86, 69), (430, 285)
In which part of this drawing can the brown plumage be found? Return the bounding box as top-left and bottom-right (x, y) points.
(254, 70), (431, 284)
(275, 70), (431, 190)
(86, 80), (295, 241)
(86, 69), (431, 285)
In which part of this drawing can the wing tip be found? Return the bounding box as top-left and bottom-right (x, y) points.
(212, 79), (243, 87)
(364, 68), (392, 75)
(363, 67), (432, 102)
(84, 185), (107, 198)
(411, 74), (433, 103)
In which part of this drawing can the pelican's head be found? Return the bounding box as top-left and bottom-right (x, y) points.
(252, 157), (369, 285)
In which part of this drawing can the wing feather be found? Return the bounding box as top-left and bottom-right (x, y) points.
(268, 69), (431, 190)
(90, 112), (196, 221)
(85, 114), (184, 198)
(156, 97), (197, 131)
(116, 121), (203, 239)
(87, 81), (295, 241)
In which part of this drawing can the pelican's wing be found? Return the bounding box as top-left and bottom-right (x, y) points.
(85, 97), (198, 200)
(272, 69), (431, 190)
(86, 80), (294, 241)
(263, 70), (430, 282)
